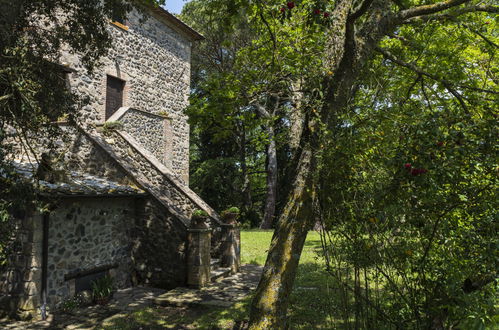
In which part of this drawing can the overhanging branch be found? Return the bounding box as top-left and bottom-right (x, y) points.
(397, 0), (471, 21)
(375, 46), (472, 111)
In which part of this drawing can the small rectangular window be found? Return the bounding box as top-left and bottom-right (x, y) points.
(105, 75), (125, 120)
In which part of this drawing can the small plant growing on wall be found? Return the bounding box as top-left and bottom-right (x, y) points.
(102, 121), (123, 134)
(192, 209), (209, 219)
(91, 275), (114, 305)
(221, 207), (240, 224)
(158, 110), (170, 118)
(191, 209), (209, 229)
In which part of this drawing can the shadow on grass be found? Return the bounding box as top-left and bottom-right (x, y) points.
(100, 300), (251, 330)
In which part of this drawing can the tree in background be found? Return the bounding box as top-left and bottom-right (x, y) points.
(0, 0), (164, 265)
(181, 0), (324, 228)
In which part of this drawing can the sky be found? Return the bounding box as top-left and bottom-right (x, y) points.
(163, 0), (191, 14)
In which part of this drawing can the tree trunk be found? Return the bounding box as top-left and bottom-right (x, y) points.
(248, 0), (398, 327)
(260, 125), (277, 229)
(239, 123), (253, 214)
(249, 132), (316, 329)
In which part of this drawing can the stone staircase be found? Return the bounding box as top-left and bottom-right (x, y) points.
(153, 264), (263, 308)
(210, 259), (232, 282)
(77, 125), (239, 287)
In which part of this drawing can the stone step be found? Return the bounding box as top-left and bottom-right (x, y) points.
(153, 264), (263, 308)
(211, 258), (220, 270)
(210, 267), (231, 282)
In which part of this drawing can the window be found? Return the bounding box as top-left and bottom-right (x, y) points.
(105, 75), (125, 120)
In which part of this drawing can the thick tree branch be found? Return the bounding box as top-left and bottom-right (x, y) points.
(397, 0), (471, 21)
(404, 5), (499, 23)
(350, 0), (376, 21)
(376, 46), (499, 95)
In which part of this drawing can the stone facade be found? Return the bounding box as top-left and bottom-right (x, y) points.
(0, 213), (41, 320)
(119, 108), (172, 167)
(61, 8), (197, 184)
(1, 7), (231, 321)
(46, 197), (135, 307)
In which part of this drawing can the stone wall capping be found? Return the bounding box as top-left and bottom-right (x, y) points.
(115, 129), (221, 223)
(78, 126), (192, 227)
(106, 106), (172, 122)
(187, 228), (212, 233)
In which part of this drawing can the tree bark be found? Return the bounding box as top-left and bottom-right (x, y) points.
(248, 0), (469, 326)
(259, 124), (277, 229)
(249, 131), (316, 329)
(239, 123), (253, 214)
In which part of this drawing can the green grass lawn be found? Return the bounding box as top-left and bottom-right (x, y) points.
(101, 230), (498, 329)
(102, 230), (336, 329)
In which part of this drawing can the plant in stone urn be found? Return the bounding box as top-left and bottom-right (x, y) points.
(191, 209), (210, 229)
(91, 275), (114, 305)
(221, 207), (240, 224)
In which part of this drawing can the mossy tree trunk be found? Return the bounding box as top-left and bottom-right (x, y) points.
(249, 133), (317, 328)
(248, 0), (475, 327)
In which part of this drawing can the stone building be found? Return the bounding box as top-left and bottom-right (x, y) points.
(0, 6), (236, 320)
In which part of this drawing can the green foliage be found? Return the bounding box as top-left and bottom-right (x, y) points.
(222, 207), (240, 215)
(91, 275), (114, 300)
(315, 11), (498, 328)
(184, 0), (497, 328)
(102, 120), (124, 132)
(192, 209), (209, 218)
(58, 295), (84, 313)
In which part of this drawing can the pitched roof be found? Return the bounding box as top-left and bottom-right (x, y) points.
(11, 160), (147, 197)
(149, 6), (203, 41)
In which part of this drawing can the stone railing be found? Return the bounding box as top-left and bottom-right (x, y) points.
(80, 125), (220, 227)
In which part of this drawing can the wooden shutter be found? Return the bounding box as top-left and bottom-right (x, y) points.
(105, 76), (124, 119)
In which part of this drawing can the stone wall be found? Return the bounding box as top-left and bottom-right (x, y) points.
(131, 198), (187, 289)
(119, 108), (172, 167)
(61, 126), (133, 186)
(0, 213), (42, 320)
(46, 197), (136, 307)
(61, 8), (192, 183)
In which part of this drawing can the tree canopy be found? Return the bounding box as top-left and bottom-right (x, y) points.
(182, 0), (497, 328)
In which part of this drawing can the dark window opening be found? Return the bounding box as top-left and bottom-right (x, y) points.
(105, 75), (125, 119)
(75, 271), (107, 293)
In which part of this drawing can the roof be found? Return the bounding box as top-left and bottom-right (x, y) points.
(12, 161), (147, 197)
(149, 6), (204, 41)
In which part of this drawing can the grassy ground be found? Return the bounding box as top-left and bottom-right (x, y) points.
(101, 230), (336, 329)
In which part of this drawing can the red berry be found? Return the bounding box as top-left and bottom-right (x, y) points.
(404, 163), (412, 169)
(324, 12), (330, 18)
(313, 9), (321, 15)
(287, 2), (295, 9)
(280, 7), (286, 12)
(485, 21), (490, 24)
(436, 141), (444, 147)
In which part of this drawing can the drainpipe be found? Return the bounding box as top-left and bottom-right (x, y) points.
(40, 213), (49, 320)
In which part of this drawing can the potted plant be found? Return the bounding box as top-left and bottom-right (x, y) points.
(221, 207), (240, 224)
(91, 275), (114, 305)
(191, 209), (210, 229)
